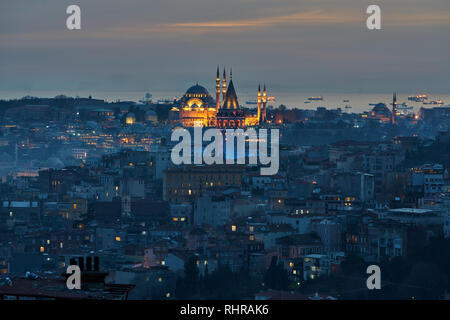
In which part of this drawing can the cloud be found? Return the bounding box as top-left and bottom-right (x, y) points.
(163, 10), (363, 29)
(2, 5), (450, 45)
(0, 0), (449, 94)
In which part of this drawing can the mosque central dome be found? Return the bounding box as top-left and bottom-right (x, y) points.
(179, 83), (215, 109)
(185, 84), (210, 96)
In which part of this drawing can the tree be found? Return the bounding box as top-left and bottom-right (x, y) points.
(175, 255), (200, 299)
(341, 254), (366, 276)
(397, 262), (446, 299)
(184, 255), (199, 293)
(264, 256), (290, 290)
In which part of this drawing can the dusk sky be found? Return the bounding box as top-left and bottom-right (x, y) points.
(1, 0), (449, 97)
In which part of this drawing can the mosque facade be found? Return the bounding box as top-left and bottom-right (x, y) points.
(170, 67), (268, 128)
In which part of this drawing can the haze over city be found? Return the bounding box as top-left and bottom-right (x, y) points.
(1, 0), (450, 305)
(1, 0), (450, 97)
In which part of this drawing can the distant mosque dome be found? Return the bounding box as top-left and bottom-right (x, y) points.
(145, 110), (158, 123)
(125, 112), (136, 125)
(371, 103), (392, 118)
(370, 103), (392, 123)
(45, 157), (65, 169)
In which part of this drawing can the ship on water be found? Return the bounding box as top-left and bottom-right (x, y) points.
(408, 94), (428, 102)
(245, 96), (276, 105)
(157, 97), (177, 104)
(307, 96), (323, 101)
(423, 99), (444, 105)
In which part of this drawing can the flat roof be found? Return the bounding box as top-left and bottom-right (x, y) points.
(388, 208), (433, 214)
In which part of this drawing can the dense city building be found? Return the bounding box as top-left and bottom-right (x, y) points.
(0, 88), (449, 300)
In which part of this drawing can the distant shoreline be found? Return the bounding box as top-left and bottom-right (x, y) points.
(1, 91), (449, 113)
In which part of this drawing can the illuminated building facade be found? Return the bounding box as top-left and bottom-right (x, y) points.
(125, 112), (136, 125)
(370, 103), (392, 123)
(172, 67), (268, 128)
(392, 92), (398, 124)
(176, 84), (217, 127)
(163, 164), (245, 203)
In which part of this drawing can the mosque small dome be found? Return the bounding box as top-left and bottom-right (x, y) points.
(125, 112), (136, 124)
(145, 110), (158, 123)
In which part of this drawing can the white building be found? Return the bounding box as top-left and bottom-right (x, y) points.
(412, 164), (445, 200)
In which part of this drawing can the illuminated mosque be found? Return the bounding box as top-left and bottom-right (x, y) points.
(367, 93), (398, 123)
(170, 67), (268, 128)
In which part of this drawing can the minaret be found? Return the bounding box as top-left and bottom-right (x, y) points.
(262, 84), (267, 123)
(15, 142), (18, 167)
(216, 66), (221, 111)
(230, 68), (233, 81)
(257, 84), (261, 124)
(392, 92), (397, 124)
(222, 68), (227, 101)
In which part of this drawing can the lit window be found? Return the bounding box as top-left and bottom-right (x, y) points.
(158, 277), (162, 282)
(231, 225), (236, 232)
(40, 246), (44, 253)
(115, 236), (121, 242)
